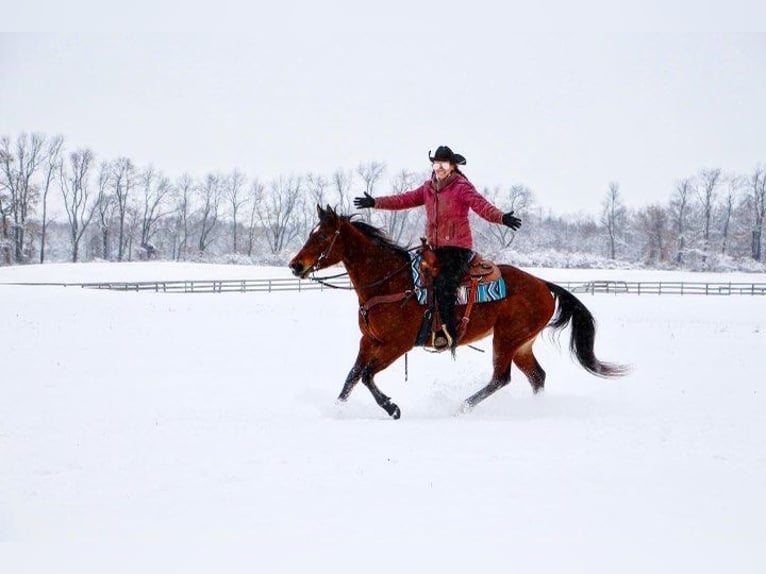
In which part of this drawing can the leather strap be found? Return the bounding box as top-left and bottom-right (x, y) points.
(457, 278), (480, 341)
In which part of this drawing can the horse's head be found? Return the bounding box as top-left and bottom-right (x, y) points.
(289, 204), (345, 278)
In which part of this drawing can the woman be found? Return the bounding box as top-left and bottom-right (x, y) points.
(354, 145), (521, 352)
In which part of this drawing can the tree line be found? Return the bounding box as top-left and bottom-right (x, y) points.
(1, 132), (765, 271)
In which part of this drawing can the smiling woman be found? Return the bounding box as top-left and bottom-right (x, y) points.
(353, 145), (521, 350)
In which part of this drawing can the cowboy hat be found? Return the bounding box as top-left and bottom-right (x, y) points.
(428, 145), (467, 165)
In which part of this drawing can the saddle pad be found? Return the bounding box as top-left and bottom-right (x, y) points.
(409, 252), (507, 306)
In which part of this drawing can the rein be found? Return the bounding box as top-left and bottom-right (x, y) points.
(303, 223), (418, 344)
(308, 260), (413, 291)
(306, 228), (417, 291)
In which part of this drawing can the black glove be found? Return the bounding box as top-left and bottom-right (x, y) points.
(502, 211), (522, 230)
(353, 192), (375, 209)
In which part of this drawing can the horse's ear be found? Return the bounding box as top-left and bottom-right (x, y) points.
(317, 204), (336, 224)
(325, 204), (335, 217)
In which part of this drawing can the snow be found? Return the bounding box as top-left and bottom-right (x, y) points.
(1, 263), (764, 573)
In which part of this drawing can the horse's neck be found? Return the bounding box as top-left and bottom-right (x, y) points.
(342, 230), (411, 297)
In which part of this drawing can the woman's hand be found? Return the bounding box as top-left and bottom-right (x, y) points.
(353, 192), (376, 209)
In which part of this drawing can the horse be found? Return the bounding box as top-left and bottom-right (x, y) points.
(289, 205), (626, 419)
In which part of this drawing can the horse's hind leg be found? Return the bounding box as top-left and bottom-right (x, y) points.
(513, 341), (546, 394)
(463, 373), (510, 410)
(463, 338), (514, 410)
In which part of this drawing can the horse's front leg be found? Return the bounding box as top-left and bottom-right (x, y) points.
(361, 365), (401, 420)
(338, 336), (372, 401)
(338, 335), (406, 419)
(338, 359), (400, 419)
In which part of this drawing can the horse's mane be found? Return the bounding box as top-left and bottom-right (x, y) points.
(345, 215), (412, 260)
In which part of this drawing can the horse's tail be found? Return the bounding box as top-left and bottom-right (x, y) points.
(545, 281), (629, 378)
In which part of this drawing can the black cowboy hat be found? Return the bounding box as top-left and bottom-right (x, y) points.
(428, 145), (467, 165)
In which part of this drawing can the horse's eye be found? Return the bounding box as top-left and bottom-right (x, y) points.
(312, 226), (334, 241)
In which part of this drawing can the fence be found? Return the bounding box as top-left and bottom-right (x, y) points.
(2, 277), (766, 295)
(564, 280), (766, 296)
(0, 277), (353, 293)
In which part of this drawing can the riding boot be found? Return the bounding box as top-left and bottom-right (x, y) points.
(432, 246), (472, 354)
(434, 292), (458, 353)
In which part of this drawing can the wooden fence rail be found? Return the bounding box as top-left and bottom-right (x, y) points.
(2, 278), (766, 295)
(566, 280), (766, 296)
(1, 277), (352, 293)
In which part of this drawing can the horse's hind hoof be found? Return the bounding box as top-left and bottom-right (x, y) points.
(458, 401), (474, 415)
(383, 402), (401, 419)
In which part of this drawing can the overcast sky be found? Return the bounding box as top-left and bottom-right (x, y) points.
(2, 27), (765, 215)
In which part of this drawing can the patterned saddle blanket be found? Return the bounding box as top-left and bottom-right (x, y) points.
(409, 252), (507, 306)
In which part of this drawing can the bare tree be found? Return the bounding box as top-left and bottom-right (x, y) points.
(357, 161), (386, 194)
(0, 146), (12, 264)
(197, 173), (222, 253)
(60, 148), (96, 262)
(0, 133), (47, 262)
(696, 168), (722, 262)
(482, 184), (533, 250)
(357, 161), (386, 223)
(256, 175), (302, 254)
(95, 161), (116, 259)
(669, 178), (693, 265)
(635, 204), (670, 264)
(305, 172), (329, 207)
(39, 135), (64, 263)
(246, 178), (265, 257)
(332, 169), (354, 213)
(138, 166), (173, 254)
(223, 169), (248, 254)
(109, 157), (138, 261)
(744, 166), (766, 261)
(124, 204), (142, 260)
(600, 181), (627, 260)
(720, 175), (739, 256)
(172, 174), (194, 260)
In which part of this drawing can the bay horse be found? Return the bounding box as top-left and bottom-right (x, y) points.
(289, 205), (626, 419)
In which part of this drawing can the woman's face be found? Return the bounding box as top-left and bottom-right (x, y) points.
(432, 160), (454, 180)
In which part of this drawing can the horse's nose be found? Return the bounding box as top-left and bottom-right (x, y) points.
(289, 261), (304, 277)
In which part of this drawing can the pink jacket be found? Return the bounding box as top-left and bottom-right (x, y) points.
(374, 173), (504, 249)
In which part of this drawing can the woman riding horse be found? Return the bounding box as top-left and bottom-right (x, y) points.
(354, 145), (521, 353)
(289, 206), (626, 419)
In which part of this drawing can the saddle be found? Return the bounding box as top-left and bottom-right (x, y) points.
(417, 239), (501, 286)
(465, 253), (502, 284)
(415, 240), (503, 350)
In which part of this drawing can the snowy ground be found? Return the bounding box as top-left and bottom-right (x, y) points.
(1, 262), (764, 573)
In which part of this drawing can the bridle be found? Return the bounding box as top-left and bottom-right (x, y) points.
(314, 228), (341, 272)
(304, 225), (415, 291)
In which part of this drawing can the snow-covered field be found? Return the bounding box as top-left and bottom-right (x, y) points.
(1, 262), (765, 573)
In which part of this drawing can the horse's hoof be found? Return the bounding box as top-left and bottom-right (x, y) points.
(386, 403), (401, 420)
(458, 401), (474, 415)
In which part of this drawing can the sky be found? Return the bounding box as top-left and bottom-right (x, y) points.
(2, 25), (765, 215)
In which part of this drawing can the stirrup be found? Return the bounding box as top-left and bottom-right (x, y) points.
(431, 328), (453, 352)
